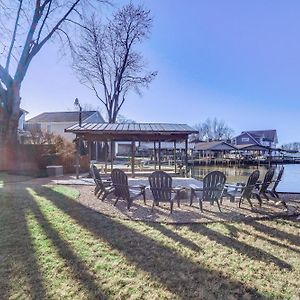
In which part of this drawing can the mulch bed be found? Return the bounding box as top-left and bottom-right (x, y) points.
(3, 174), (299, 224)
(75, 185), (300, 224)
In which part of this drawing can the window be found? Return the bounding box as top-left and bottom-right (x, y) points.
(241, 137), (249, 142)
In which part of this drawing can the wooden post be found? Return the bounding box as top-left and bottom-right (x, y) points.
(110, 140), (113, 172)
(76, 137), (80, 179)
(96, 142), (99, 162)
(174, 140), (177, 173)
(104, 141), (108, 174)
(154, 141), (157, 170)
(158, 141), (161, 170)
(131, 141), (135, 177)
(76, 149), (80, 179)
(185, 138), (188, 178)
(87, 141), (91, 161)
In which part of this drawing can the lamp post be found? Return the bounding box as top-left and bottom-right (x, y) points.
(74, 98), (82, 178)
(74, 98), (82, 127)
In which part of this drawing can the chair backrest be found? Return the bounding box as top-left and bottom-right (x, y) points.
(272, 166), (284, 192)
(241, 170), (260, 199)
(90, 164), (96, 179)
(148, 171), (172, 202)
(202, 171), (226, 203)
(91, 164), (106, 191)
(260, 167), (275, 193)
(111, 169), (130, 200)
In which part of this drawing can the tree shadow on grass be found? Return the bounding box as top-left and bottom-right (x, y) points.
(223, 223), (300, 255)
(146, 222), (203, 252)
(187, 224), (292, 270)
(36, 185), (267, 299)
(26, 189), (106, 299)
(248, 220), (300, 247)
(0, 188), (47, 299)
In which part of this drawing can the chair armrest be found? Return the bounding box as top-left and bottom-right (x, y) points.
(172, 186), (185, 195)
(189, 184), (202, 191)
(129, 184), (146, 190)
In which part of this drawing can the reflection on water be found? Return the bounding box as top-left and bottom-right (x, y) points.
(191, 164), (300, 193)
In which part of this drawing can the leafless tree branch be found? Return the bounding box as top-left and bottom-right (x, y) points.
(73, 3), (157, 122)
(5, 0), (23, 72)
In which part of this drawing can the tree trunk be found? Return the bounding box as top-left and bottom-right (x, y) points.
(0, 82), (21, 170)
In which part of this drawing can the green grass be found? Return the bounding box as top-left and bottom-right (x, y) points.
(0, 181), (299, 299)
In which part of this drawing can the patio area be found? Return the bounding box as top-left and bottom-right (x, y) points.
(51, 175), (300, 224)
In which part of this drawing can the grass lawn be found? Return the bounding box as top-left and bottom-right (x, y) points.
(0, 181), (299, 299)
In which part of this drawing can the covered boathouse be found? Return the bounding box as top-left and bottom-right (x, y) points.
(65, 122), (198, 177)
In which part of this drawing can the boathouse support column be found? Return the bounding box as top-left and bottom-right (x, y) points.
(96, 142), (99, 162)
(158, 141), (162, 170)
(185, 138), (188, 178)
(104, 141), (108, 174)
(154, 141), (157, 170)
(75, 137), (80, 179)
(131, 141), (135, 177)
(174, 140), (177, 173)
(87, 141), (91, 161)
(110, 140), (114, 172)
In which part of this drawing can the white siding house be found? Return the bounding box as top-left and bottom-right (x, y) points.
(26, 111), (104, 141)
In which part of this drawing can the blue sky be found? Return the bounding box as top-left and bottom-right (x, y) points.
(21, 1), (300, 145)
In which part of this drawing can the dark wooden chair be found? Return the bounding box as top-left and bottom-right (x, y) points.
(191, 171), (226, 212)
(225, 170), (260, 208)
(253, 167), (275, 205)
(111, 169), (146, 209)
(267, 166), (284, 198)
(148, 171), (180, 213)
(90, 164), (114, 201)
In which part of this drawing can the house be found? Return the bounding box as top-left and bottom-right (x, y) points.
(18, 109), (31, 143)
(26, 111), (104, 141)
(194, 141), (237, 159)
(233, 130), (278, 149)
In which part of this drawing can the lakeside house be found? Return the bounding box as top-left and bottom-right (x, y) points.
(25, 111), (104, 141)
(233, 130), (278, 149)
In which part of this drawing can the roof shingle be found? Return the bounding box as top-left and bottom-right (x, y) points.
(27, 111), (99, 123)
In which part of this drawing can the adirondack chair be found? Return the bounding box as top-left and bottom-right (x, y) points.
(253, 167), (275, 205)
(111, 169), (146, 209)
(267, 166), (284, 198)
(190, 171), (226, 212)
(225, 170), (260, 208)
(148, 171), (181, 213)
(90, 164), (115, 201)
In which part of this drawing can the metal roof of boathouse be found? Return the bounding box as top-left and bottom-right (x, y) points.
(65, 122), (198, 141)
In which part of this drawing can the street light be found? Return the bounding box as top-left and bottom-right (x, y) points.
(74, 98), (82, 127)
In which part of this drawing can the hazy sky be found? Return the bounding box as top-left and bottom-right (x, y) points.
(21, 1), (300, 145)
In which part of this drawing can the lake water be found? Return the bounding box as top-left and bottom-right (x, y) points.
(191, 164), (300, 193)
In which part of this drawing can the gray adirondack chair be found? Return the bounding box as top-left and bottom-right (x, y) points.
(111, 169), (146, 209)
(253, 167), (275, 205)
(225, 170), (260, 208)
(191, 171), (226, 212)
(90, 164), (114, 201)
(267, 166), (284, 198)
(148, 171), (179, 213)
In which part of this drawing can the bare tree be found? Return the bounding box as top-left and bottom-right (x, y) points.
(0, 0), (107, 148)
(193, 118), (234, 141)
(117, 114), (135, 123)
(73, 3), (157, 123)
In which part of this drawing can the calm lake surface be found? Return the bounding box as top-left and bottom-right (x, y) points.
(191, 164), (300, 193)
